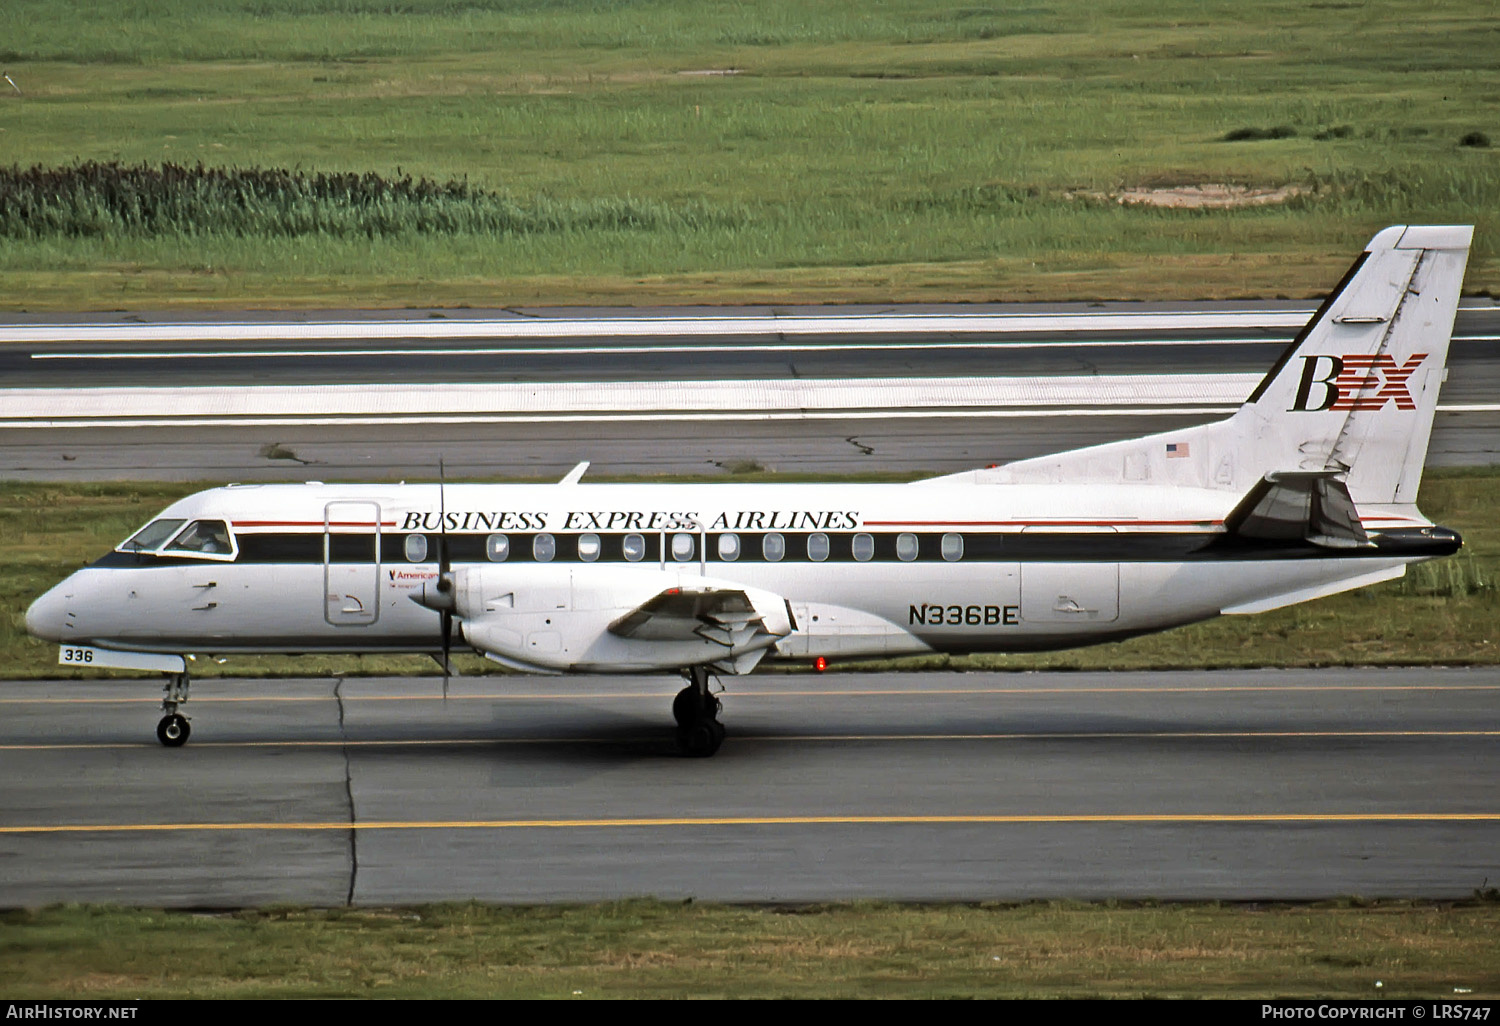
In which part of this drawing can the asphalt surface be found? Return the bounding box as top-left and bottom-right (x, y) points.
(4, 304), (1498, 389)
(2, 668), (1496, 906)
(2, 303), (1497, 480)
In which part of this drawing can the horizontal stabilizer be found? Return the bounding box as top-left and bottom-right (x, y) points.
(1224, 472), (1370, 548)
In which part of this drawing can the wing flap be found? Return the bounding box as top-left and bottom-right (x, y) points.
(608, 586), (792, 648)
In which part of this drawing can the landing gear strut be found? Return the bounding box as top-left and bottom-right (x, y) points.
(674, 666), (724, 757)
(157, 671), (191, 748)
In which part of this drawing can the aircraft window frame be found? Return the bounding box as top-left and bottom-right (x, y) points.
(762, 532), (786, 562)
(896, 533), (919, 561)
(578, 533), (602, 562)
(118, 518), (186, 553)
(671, 531), (695, 562)
(941, 532), (964, 562)
(533, 533), (556, 562)
(807, 532), (830, 562)
(403, 533), (429, 563)
(623, 533), (646, 562)
(163, 519), (237, 561)
(717, 533), (741, 561)
(851, 532), (874, 562)
(486, 534), (510, 562)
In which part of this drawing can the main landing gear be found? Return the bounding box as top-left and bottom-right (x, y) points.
(156, 671), (191, 748)
(673, 666), (724, 757)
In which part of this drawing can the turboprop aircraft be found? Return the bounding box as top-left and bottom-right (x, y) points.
(25, 225), (1471, 756)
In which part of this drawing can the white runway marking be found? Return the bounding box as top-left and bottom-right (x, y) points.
(30, 337), (1296, 361)
(0, 373), (1260, 427)
(20, 336), (1494, 364)
(0, 310), (1318, 344)
(3, 372), (1495, 429)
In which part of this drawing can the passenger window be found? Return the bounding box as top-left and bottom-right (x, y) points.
(578, 533), (601, 562)
(852, 533), (874, 562)
(671, 532), (695, 562)
(166, 520), (233, 556)
(486, 534), (509, 562)
(762, 532), (785, 562)
(897, 533), (919, 561)
(121, 519), (186, 552)
(808, 532), (830, 562)
(941, 532), (964, 562)
(717, 533), (741, 561)
(533, 533), (556, 562)
(404, 533), (429, 562)
(623, 533), (646, 562)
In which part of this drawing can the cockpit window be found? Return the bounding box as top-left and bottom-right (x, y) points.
(119, 519), (186, 552)
(165, 520), (234, 556)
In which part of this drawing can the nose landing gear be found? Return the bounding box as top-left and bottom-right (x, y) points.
(674, 665), (724, 757)
(157, 671), (191, 747)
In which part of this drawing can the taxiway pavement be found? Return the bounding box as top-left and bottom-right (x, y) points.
(2, 668), (1496, 906)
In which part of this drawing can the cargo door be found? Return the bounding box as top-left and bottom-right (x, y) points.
(1019, 527), (1119, 623)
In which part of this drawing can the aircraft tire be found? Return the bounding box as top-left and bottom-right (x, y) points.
(672, 686), (720, 726)
(672, 686), (696, 726)
(676, 719), (724, 758)
(156, 714), (190, 748)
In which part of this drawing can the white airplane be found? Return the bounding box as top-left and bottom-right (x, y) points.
(26, 224), (1471, 756)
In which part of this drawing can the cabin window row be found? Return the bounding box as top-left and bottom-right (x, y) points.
(399, 530), (966, 564)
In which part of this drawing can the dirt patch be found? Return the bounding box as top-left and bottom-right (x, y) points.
(1068, 183), (1307, 208)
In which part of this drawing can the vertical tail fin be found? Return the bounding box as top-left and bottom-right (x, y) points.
(1240, 224), (1471, 505)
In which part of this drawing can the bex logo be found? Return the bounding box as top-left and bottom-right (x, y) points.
(1290, 353), (1428, 412)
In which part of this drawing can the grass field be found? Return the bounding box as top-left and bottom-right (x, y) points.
(4, 468), (1496, 681)
(2, 900), (1497, 998)
(0, 0), (1496, 308)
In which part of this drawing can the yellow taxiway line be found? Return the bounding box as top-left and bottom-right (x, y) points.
(2, 812), (1497, 835)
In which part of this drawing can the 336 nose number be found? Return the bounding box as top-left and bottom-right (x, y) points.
(60, 646), (95, 664)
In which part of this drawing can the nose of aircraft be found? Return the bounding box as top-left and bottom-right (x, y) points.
(25, 582), (71, 642)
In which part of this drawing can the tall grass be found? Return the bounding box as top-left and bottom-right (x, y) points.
(0, 163), (750, 239)
(0, 0), (1495, 305)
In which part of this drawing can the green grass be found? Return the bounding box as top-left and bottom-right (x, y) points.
(0, 0), (1496, 308)
(4, 468), (1497, 681)
(2, 900), (1497, 998)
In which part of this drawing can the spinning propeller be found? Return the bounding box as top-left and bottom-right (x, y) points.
(413, 459), (457, 700)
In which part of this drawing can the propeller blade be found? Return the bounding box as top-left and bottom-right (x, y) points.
(438, 457), (450, 577)
(441, 609), (452, 702)
(438, 458), (450, 701)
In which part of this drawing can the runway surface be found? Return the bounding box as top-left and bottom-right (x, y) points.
(2, 302), (1497, 480)
(2, 668), (1496, 906)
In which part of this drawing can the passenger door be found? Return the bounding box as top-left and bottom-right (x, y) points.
(324, 501), (382, 626)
